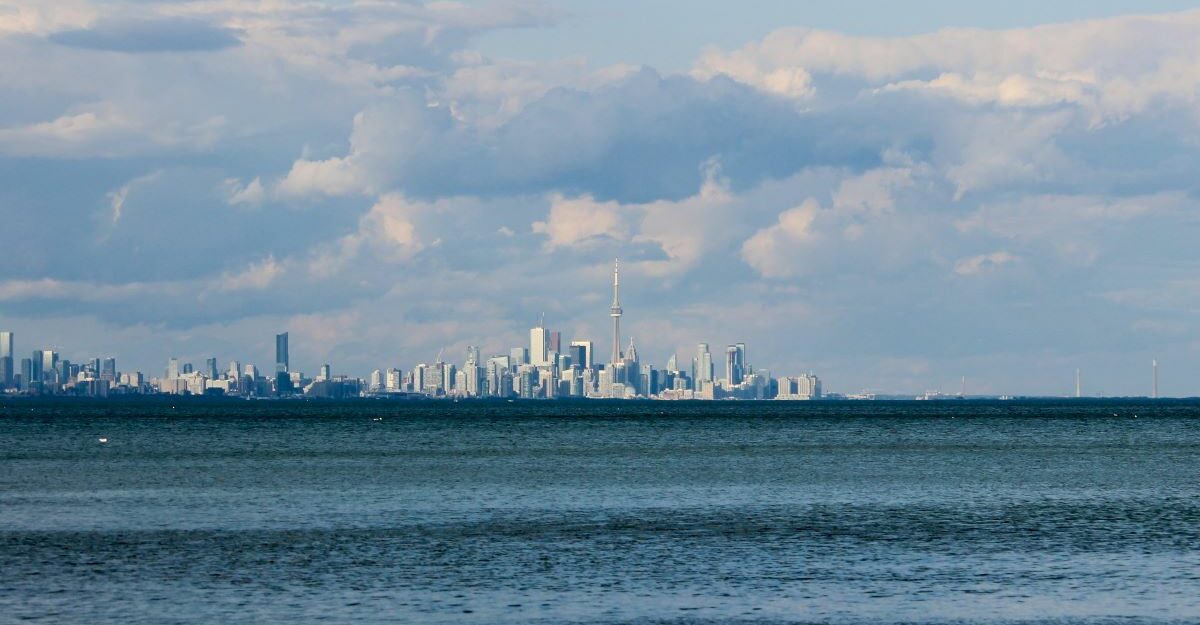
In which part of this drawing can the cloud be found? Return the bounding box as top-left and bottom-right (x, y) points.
(7, 3), (1200, 394)
(0, 109), (226, 157)
(741, 200), (821, 278)
(222, 177), (264, 206)
(107, 171), (161, 225)
(696, 11), (1200, 122)
(953, 251), (1018, 276)
(49, 17), (242, 53)
(533, 194), (628, 249)
(219, 256), (282, 292)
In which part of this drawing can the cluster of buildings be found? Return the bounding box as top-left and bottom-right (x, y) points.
(0, 262), (822, 401)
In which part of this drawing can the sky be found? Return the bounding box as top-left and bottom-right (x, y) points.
(2, 0), (1200, 396)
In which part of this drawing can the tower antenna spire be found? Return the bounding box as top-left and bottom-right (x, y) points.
(610, 259), (623, 365)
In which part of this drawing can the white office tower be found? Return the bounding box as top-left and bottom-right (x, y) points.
(228, 361), (241, 380)
(530, 316), (550, 366)
(384, 368), (403, 392)
(318, 364), (331, 382)
(442, 363), (456, 393)
(0, 331), (13, 388)
(369, 369), (384, 392)
(696, 344), (713, 383)
(167, 357), (180, 380)
(777, 374), (822, 400)
(486, 357), (508, 397)
(609, 259), (623, 366)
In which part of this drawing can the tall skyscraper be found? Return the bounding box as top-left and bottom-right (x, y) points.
(39, 350), (58, 383)
(696, 343), (713, 383)
(167, 357), (180, 380)
(549, 331), (561, 355)
(610, 259), (622, 365)
(570, 340), (593, 369)
(275, 332), (289, 373)
(530, 315), (550, 366)
(725, 345), (742, 385)
(101, 358), (117, 382)
(0, 331), (12, 387)
(204, 358), (218, 380)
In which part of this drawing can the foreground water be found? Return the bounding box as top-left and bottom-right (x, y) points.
(2, 399), (1199, 624)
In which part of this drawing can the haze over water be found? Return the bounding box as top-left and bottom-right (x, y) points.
(3, 399), (1199, 624)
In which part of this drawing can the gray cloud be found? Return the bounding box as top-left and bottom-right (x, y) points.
(5, 3), (1200, 394)
(49, 18), (242, 53)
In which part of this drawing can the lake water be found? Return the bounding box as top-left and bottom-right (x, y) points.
(2, 399), (1199, 624)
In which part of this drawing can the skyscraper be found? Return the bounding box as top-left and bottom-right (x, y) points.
(275, 332), (289, 374)
(530, 315), (550, 366)
(549, 331), (561, 355)
(101, 358), (117, 382)
(0, 331), (12, 388)
(204, 358), (218, 380)
(570, 340), (593, 369)
(696, 343), (713, 383)
(167, 358), (180, 379)
(610, 259), (622, 365)
(39, 350), (58, 383)
(725, 345), (742, 385)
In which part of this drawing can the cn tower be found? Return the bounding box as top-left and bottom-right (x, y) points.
(610, 259), (622, 365)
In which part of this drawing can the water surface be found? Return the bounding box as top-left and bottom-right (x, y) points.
(3, 399), (1198, 623)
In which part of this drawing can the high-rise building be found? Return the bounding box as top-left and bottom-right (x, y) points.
(725, 344), (744, 385)
(275, 332), (289, 374)
(318, 364), (331, 381)
(39, 350), (58, 383)
(204, 358), (218, 380)
(696, 344), (713, 383)
(510, 346), (529, 367)
(549, 331), (561, 355)
(167, 357), (180, 380)
(100, 358), (117, 382)
(412, 364), (427, 394)
(610, 259), (623, 365)
(570, 340), (593, 369)
(21, 358), (34, 391)
(0, 331), (12, 388)
(369, 369), (384, 392)
(530, 316), (550, 366)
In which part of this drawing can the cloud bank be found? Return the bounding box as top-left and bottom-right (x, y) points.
(2, 1), (1200, 394)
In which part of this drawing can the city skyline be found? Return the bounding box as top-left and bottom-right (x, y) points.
(0, 258), (1179, 398)
(0, 260), (827, 400)
(4, 2), (1200, 395)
